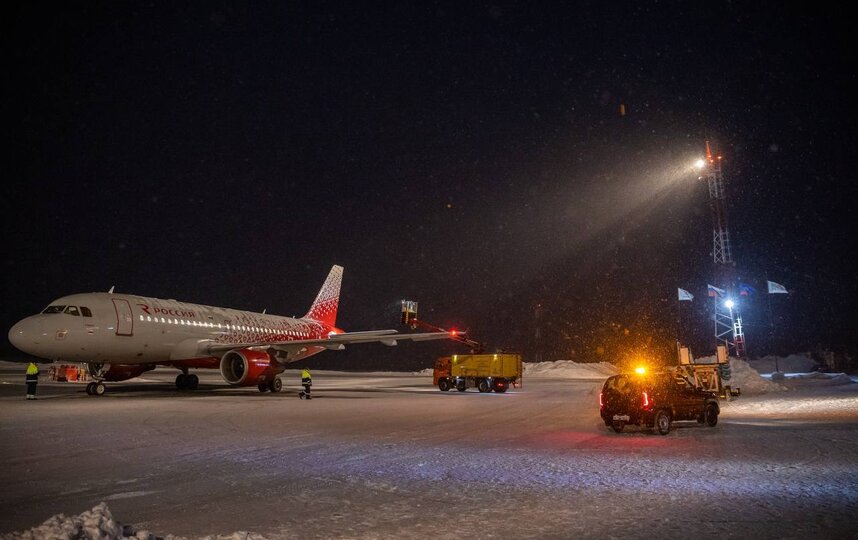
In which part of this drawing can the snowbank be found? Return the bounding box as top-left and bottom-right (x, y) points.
(524, 360), (619, 379)
(726, 357), (788, 395)
(1, 502), (137, 540)
(0, 502), (268, 540)
(771, 372), (855, 386)
(746, 353), (818, 374)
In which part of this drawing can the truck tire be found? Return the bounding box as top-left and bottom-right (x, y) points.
(705, 403), (719, 427)
(456, 380), (466, 392)
(493, 383), (508, 393)
(438, 378), (451, 392)
(477, 379), (490, 393)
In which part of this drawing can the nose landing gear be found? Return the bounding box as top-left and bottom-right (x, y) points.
(85, 381), (106, 396)
(85, 363), (107, 396)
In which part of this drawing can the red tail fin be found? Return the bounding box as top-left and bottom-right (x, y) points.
(303, 265), (342, 327)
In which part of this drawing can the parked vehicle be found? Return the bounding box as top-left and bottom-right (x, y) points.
(599, 369), (720, 435)
(433, 354), (522, 393)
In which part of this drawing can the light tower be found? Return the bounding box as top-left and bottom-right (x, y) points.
(700, 140), (745, 356)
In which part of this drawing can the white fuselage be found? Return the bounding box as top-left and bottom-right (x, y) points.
(8, 292), (332, 364)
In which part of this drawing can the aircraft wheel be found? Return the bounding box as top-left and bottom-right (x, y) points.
(176, 373), (187, 390)
(258, 383), (269, 393)
(93, 382), (106, 396)
(85, 382), (95, 395)
(268, 378), (282, 393)
(187, 374), (199, 390)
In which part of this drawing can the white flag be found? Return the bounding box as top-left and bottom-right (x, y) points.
(767, 280), (788, 294)
(677, 288), (694, 301)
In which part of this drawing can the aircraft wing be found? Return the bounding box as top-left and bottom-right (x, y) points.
(205, 329), (456, 355)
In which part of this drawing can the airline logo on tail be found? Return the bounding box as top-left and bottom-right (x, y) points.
(304, 265), (342, 327)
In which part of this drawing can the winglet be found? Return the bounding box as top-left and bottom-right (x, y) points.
(303, 265), (343, 326)
(108, 286), (115, 294)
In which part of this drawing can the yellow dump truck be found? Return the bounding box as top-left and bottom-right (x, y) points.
(433, 353), (522, 393)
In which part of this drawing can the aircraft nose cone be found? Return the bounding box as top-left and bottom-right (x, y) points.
(8, 318), (39, 353)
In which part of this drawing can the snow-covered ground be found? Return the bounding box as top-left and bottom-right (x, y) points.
(1, 357), (856, 539)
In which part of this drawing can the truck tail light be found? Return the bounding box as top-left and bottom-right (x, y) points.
(599, 392), (604, 408)
(642, 391), (651, 409)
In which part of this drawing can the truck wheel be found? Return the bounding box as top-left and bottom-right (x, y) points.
(477, 379), (490, 393)
(456, 380), (466, 392)
(654, 410), (671, 435)
(493, 383), (508, 393)
(705, 403), (719, 427)
(438, 378), (451, 392)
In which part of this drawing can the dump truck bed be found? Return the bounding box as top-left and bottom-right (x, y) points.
(433, 353), (521, 379)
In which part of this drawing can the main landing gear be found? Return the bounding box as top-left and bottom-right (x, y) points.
(257, 378), (283, 393)
(176, 372), (200, 391)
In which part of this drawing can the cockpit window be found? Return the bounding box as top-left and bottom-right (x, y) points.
(80, 306), (93, 317)
(63, 306), (80, 316)
(42, 305), (66, 314)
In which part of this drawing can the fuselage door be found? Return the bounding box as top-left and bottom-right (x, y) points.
(113, 299), (134, 336)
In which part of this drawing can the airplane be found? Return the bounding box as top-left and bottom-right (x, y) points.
(7, 265), (455, 396)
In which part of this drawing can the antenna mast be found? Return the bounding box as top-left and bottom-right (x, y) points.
(702, 140), (745, 357)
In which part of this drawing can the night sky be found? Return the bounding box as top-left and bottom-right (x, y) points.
(5, 2), (857, 370)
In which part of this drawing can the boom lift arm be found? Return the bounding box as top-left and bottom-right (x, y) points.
(400, 300), (484, 353)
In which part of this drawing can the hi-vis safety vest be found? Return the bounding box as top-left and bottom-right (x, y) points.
(301, 370), (312, 380)
(26, 363), (39, 376)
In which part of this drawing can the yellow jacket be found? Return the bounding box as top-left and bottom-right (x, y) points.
(26, 363), (40, 375)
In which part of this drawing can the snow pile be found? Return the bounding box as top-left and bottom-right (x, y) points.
(746, 353), (818, 374)
(1, 502), (136, 540)
(0, 502), (269, 540)
(524, 361), (619, 379)
(726, 357), (788, 395)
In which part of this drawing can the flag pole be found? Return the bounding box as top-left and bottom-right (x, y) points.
(677, 290), (682, 346)
(766, 275), (779, 373)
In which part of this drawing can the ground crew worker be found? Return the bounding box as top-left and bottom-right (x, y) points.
(299, 368), (312, 399)
(25, 362), (40, 400)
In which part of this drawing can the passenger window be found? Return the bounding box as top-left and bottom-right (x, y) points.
(64, 306), (80, 316)
(80, 306), (92, 317)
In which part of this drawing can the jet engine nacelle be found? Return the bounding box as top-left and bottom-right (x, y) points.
(87, 363), (156, 382)
(220, 349), (283, 386)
